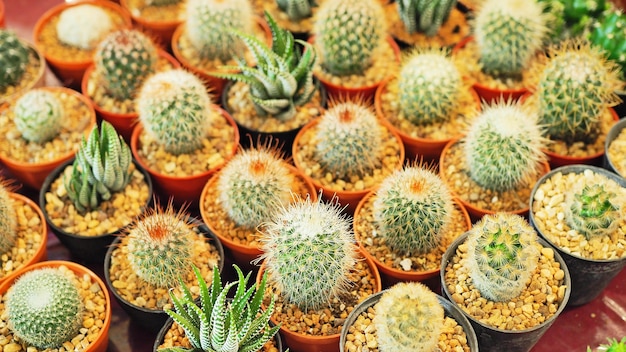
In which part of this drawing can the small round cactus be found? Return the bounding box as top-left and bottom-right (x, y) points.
(465, 213), (540, 302)
(6, 267), (84, 349)
(94, 29), (158, 100)
(258, 195), (358, 311)
(565, 184), (621, 239)
(398, 0), (458, 36)
(56, 4), (114, 50)
(13, 89), (64, 143)
(373, 165), (454, 256)
(0, 181), (17, 255)
(276, 0), (317, 20)
(136, 69), (215, 155)
(0, 30), (30, 90)
(373, 282), (444, 352)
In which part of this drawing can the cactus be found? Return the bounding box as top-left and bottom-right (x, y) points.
(373, 166), (454, 256)
(473, 0), (548, 78)
(136, 69), (215, 155)
(588, 337), (626, 352)
(0, 30), (30, 90)
(12, 89), (64, 143)
(276, 0), (317, 20)
(397, 47), (462, 126)
(94, 29), (158, 101)
(185, 0), (253, 62)
(589, 10), (626, 80)
(373, 282), (444, 352)
(313, 0), (386, 76)
(258, 195), (358, 311)
(217, 146), (296, 229)
(6, 267), (84, 349)
(56, 4), (114, 50)
(565, 184), (621, 239)
(64, 121), (132, 213)
(465, 213), (540, 302)
(563, 0), (608, 37)
(0, 181), (17, 255)
(463, 99), (547, 192)
(398, 0), (458, 36)
(160, 265), (280, 352)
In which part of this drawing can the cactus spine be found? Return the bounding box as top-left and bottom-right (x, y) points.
(466, 213), (540, 302)
(565, 184), (621, 239)
(94, 29), (158, 100)
(258, 195), (358, 311)
(373, 282), (444, 352)
(398, 0), (457, 36)
(313, 0), (387, 76)
(0, 181), (17, 255)
(13, 89), (63, 143)
(373, 166), (454, 256)
(0, 30), (30, 90)
(56, 4), (114, 50)
(276, 0), (317, 20)
(6, 267), (84, 349)
(136, 69), (215, 155)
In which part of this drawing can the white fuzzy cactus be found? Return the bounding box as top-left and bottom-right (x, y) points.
(56, 4), (114, 50)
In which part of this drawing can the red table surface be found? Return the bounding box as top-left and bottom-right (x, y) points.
(3, 0), (626, 351)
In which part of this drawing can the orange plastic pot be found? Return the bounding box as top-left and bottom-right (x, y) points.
(120, 0), (183, 50)
(0, 0), (5, 28)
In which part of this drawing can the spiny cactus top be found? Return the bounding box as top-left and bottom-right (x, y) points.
(465, 213), (540, 302)
(13, 89), (64, 144)
(64, 121), (132, 213)
(276, 0), (317, 20)
(56, 4), (114, 50)
(0, 180), (17, 255)
(160, 265), (280, 352)
(94, 29), (158, 101)
(565, 183), (622, 239)
(398, 0), (458, 36)
(373, 282), (444, 352)
(0, 30), (30, 90)
(6, 267), (84, 349)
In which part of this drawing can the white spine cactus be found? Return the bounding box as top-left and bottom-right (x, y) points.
(56, 4), (114, 50)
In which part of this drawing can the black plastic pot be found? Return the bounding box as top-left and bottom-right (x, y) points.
(529, 164), (626, 306)
(604, 118), (626, 178)
(440, 232), (572, 352)
(38, 157), (154, 263)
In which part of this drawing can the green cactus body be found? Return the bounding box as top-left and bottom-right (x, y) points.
(6, 267), (84, 349)
(373, 282), (444, 352)
(56, 4), (114, 50)
(276, 0), (317, 20)
(0, 182), (17, 255)
(398, 48), (462, 126)
(217, 147), (296, 229)
(314, 101), (383, 179)
(398, 0), (457, 36)
(258, 196), (358, 311)
(463, 99), (547, 192)
(0, 30), (30, 90)
(94, 29), (158, 100)
(64, 121), (132, 213)
(474, 0), (548, 78)
(145, 0), (181, 6)
(563, 0), (608, 37)
(185, 0), (253, 62)
(566, 184), (621, 239)
(589, 10), (626, 80)
(466, 213), (540, 302)
(313, 0), (386, 76)
(136, 69), (214, 155)
(373, 166), (454, 256)
(13, 89), (64, 143)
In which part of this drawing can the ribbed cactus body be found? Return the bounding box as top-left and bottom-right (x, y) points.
(0, 183), (17, 255)
(0, 30), (30, 90)
(6, 267), (84, 349)
(314, 0), (386, 76)
(373, 282), (444, 352)
(566, 184), (621, 239)
(398, 0), (457, 36)
(13, 89), (63, 143)
(56, 4), (114, 50)
(398, 48), (462, 125)
(589, 10), (626, 79)
(276, 0), (317, 20)
(259, 196), (358, 311)
(373, 166), (454, 256)
(94, 29), (158, 100)
(137, 69), (214, 155)
(466, 213), (540, 302)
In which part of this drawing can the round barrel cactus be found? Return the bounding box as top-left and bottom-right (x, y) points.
(0, 30), (30, 90)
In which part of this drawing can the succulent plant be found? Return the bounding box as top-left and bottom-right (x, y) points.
(56, 4), (114, 50)
(313, 0), (386, 76)
(6, 267), (84, 349)
(185, 0), (253, 62)
(214, 12), (317, 121)
(160, 264), (280, 352)
(588, 337), (626, 352)
(465, 213), (540, 302)
(12, 89), (64, 143)
(64, 121), (132, 213)
(563, 0), (609, 37)
(373, 282), (444, 352)
(397, 47), (462, 126)
(589, 9), (626, 80)
(0, 180), (17, 255)
(0, 30), (30, 90)
(463, 99), (548, 192)
(565, 184), (621, 239)
(136, 68), (216, 155)
(94, 29), (158, 101)
(373, 165), (454, 256)
(398, 0), (458, 36)
(276, 0), (317, 20)
(258, 195), (358, 311)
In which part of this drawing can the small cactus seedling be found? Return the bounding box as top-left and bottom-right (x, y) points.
(6, 267), (84, 349)
(0, 180), (17, 255)
(276, 0), (317, 20)
(12, 89), (64, 144)
(398, 0), (458, 36)
(0, 30), (30, 90)
(565, 184), (621, 239)
(373, 165), (454, 256)
(373, 282), (444, 352)
(465, 213), (540, 302)
(56, 4), (114, 50)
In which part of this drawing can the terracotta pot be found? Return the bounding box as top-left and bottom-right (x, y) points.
(0, 86), (97, 190)
(119, 0), (184, 50)
(604, 117), (626, 177)
(80, 49), (180, 143)
(0, 260), (112, 352)
(0, 40), (46, 108)
(32, 0), (132, 89)
(0, 0), (4, 28)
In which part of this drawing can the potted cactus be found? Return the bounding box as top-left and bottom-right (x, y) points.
(119, 0), (186, 48)
(0, 29), (46, 107)
(605, 118), (626, 177)
(251, 0), (319, 38)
